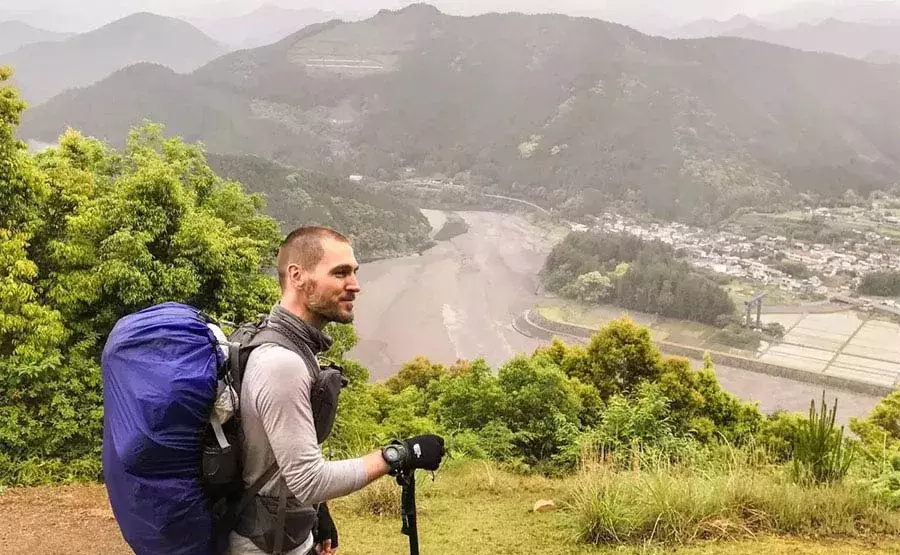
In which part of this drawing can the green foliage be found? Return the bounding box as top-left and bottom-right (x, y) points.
(773, 260), (812, 279)
(207, 153), (433, 262)
(497, 356), (583, 465)
(792, 393), (854, 485)
(593, 382), (674, 451)
(858, 270), (900, 297)
(850, 390), (900, 457)
(543, 232), (735, 325)
(581, 318), (663, 398)
(385, 356), (448, 394)
(710, 324), (762, 350)
(430, 359), (504, 433)
(757, 411), (807, 462)
(0, 73), (283, 482)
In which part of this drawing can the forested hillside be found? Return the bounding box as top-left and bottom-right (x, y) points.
(542, 232), (735, 325)
(207, 153), (433, 261)
(18, 4), (900, 223)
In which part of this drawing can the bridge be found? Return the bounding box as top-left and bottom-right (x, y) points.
(481, 194), (551, 216)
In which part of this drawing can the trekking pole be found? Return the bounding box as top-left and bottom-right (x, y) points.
(396, 469), (420, 555)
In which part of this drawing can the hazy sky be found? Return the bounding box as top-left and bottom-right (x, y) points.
(0, 0), (890, 31)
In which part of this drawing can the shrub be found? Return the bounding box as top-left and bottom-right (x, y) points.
(757, 411), (806, 462)
(497, 356), (583, 466)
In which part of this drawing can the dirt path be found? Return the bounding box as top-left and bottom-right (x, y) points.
(0, 485), (129, 554)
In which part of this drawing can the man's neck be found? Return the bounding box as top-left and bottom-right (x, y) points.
(279, 299), (325, 330)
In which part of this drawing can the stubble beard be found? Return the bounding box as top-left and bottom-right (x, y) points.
(304, 280), (354, 325)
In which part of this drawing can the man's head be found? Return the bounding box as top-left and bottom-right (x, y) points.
(277, 226), (361, 329)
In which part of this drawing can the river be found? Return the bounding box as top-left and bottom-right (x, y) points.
(347, 210), (882, 424)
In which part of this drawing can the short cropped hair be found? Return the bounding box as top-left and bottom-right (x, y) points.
(277, 226), (350, 290)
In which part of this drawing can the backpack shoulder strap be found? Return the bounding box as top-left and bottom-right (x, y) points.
(245, 325), (320, 382)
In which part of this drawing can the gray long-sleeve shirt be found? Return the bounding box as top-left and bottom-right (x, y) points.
(239, 342), (367, 506)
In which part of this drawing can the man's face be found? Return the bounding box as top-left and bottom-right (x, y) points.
(299, 238), (361, 325)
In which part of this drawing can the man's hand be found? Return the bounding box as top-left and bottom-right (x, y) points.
(402, 434), (446, 471)
(313, 503), (338, 555)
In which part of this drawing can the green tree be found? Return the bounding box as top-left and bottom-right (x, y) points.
(582, 317), (663, 398)
(497, 355), (583, 464)
(431, 359), (504, 432)
(0, 67), (91, 483)
(385, 356), (448, 394)
(0, 78), (285, 483)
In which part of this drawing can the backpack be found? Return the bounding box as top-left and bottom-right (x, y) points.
(101, 301), (346, 555)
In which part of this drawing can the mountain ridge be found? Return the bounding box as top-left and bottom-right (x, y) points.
(187, 4), (341, 50)
(1, 12), (225, 105)
(17, 5), (900, 223)
(0, 20), (71, 55)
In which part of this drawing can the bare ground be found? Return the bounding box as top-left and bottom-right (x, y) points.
(0, 485), (128, 554)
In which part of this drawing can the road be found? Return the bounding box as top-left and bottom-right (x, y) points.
(347, 211), (882, 424)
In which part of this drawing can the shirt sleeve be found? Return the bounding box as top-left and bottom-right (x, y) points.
(251, 344), (368, 505)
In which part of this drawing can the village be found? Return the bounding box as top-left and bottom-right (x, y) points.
(577, 206), (900, 303)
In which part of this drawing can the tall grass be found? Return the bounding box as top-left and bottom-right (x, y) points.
(570, 461), (899, 546)
(792, 393), (854, 485)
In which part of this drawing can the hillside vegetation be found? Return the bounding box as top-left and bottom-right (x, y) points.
(207, 153), (433, 261)
(541, 231), (735, 325)
(17, 4), (900, 223)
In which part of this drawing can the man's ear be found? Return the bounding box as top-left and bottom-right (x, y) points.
(288, 263), (305, 289)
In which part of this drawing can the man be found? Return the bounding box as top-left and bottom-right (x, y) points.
(229, 226), (445, 555)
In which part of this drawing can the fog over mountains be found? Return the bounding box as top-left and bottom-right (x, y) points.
(1, 1), (899, 224)
(0, 13), (225, 105)
(9, 3), (899, 226)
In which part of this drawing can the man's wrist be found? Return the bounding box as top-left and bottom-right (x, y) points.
(380, 441), (408, 475)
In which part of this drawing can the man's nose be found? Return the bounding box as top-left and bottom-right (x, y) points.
(346, 275), (361, 293)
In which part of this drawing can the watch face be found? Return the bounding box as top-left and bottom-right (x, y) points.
(384, 446), (401, 463)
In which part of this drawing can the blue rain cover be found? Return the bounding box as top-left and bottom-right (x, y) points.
(101, 302), (225, 555)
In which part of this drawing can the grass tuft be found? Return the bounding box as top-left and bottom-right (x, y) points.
(571, 465), (899, 546)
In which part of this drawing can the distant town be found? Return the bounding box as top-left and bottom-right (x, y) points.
(575, 203), (900, 309)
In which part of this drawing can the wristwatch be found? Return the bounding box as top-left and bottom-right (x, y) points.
(381, 441), (408, 476)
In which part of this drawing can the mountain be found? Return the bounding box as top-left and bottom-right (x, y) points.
(0, 12), (225, 106)
(762, 1), (900, 26)
(662, 15), (760, 39)
(18, 4), (900, 224)
(866, 50), (900, 64)
(189, 4), (339, 50)
(0, 20), (71, 55)
(726, 19), (900, 61)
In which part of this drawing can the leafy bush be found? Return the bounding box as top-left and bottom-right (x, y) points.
(858, 270), (900, 297)
(757, 411), (806, 462)
(710, 324), (762, 350)
(496, 356), (584, 466)
(593, 382), (674, 451)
